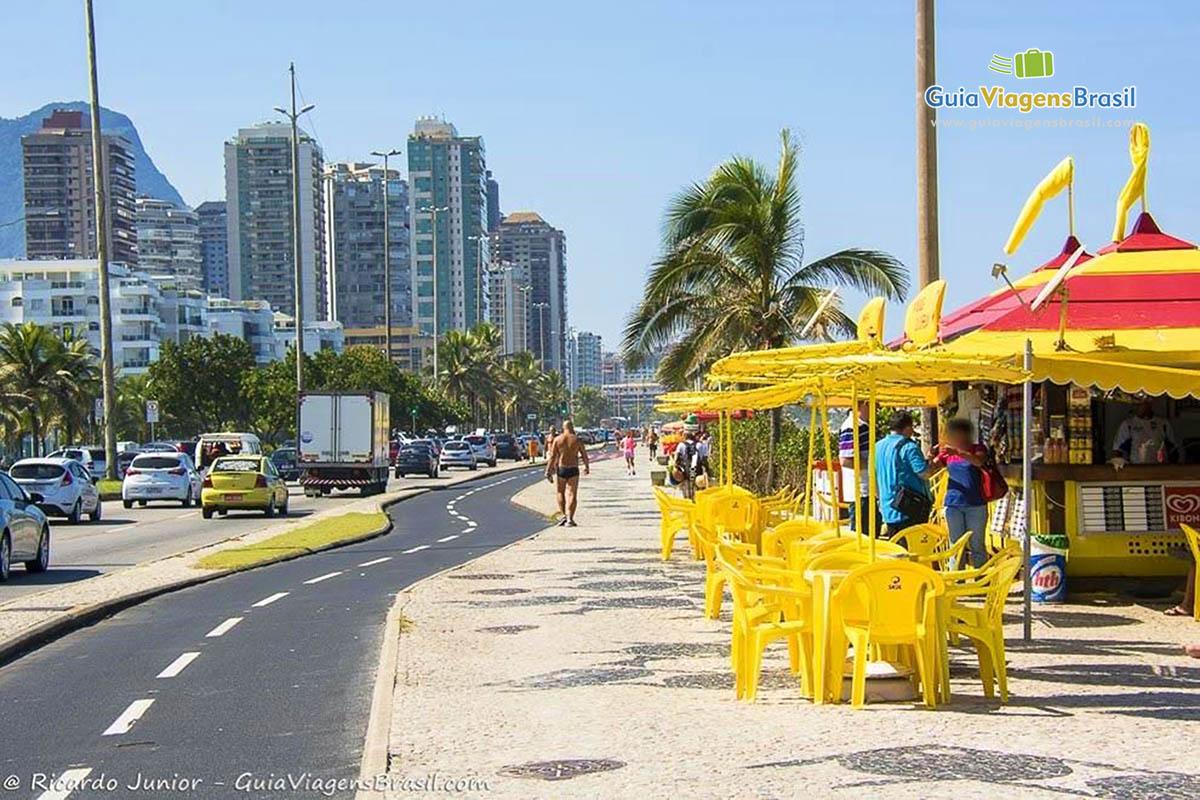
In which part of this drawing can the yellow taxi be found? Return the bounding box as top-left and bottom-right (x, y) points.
(201, 455), (290, 519)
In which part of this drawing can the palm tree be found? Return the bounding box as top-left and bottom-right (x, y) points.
(53, 329), (101, 445)
(536, 370), (570, 422)
(622, 129), (908, 485)
(0, 323), (92, 455)
(500, 351), (541, 428)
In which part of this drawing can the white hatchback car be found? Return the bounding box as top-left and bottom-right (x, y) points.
(122, 452), (203, 508)
(439, 440), (478, 470)
(10, 457), (102, 523)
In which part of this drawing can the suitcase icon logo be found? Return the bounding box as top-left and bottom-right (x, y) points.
(989, 49), (1054, 79)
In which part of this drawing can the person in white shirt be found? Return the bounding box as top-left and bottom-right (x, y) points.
(1111, 399), (1177, 468)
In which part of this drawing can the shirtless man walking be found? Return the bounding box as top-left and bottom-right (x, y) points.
(546, 420), (590, 527)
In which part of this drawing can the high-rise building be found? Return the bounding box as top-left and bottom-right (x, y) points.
(566, 329), (603, 392)
(135, 197), (202, 290)
(485, 170), (500, 232)
(324, 162), (410, 333)
(196, 200), (229, 297)
(486, 261), (531, 355)
(491, 212), (567, 371)
(224, 122), (326, 320)
(407, 117), (487, 338)
(22, 109), (138, 265)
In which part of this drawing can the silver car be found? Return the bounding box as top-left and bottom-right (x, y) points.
(439, 440), (478, 471)
(122, 452), (203, 508)
(0, 471), (51, 581)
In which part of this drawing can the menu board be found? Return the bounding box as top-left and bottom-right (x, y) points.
(1078, 483), (1168, 533)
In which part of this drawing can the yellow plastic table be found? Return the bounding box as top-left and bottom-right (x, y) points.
(802, 567), (850, 705)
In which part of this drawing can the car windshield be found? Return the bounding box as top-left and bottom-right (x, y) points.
(444, 442), (469, 451)
(271, 450), (295, 462)
(11, 463), (65, 480)
(465, 436), (486, 445)
(131, 456), (183, 470)
(213, 458), (261, 472)
(59, 449), (86, 461)
(88, 449), (106, 461)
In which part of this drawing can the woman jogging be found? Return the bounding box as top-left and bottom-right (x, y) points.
(622, 429), (638, 476)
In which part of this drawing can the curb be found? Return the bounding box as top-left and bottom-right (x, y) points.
(0, 461), (537, 667)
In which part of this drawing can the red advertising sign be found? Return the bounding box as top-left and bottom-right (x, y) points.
(1164, 485), (1200, 528)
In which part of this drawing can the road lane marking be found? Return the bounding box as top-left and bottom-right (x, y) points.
(251, 592), (289, 608)
(303, 571), (343, 585)
(156, 652), (200, 679)
(175, 511), (196, 519)
(102, 698), (155, 735)
(437, 535), (458, 542)
(34, 767), (93, 800)
(402, 545), (429, 554)
(358, 557), (392, 567)
(466, 520), (478, 528)
(205, 617), (243, 637)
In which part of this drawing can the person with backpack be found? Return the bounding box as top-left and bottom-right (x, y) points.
(932, 418), (991, 567)
(673, 431), (698, 499)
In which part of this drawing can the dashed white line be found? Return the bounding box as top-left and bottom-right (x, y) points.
(156, 652), (200, 679)
(358, 557), (392, 567)
(35, 766), (93, 800)
(437, 535), (458, 542)
(102, 698), (155, 736)
(205, 617), (242, 637)
(466, 520), (478, 528)
(303, 571), (343, 585)
(175, 511), (195, 519)
(403, 544), (429, 554)
(251, 592), (289, 608)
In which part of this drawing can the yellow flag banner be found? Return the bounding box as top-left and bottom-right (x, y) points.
(1003, 156), (1074, 255)
(1112, 123), (1150, 242)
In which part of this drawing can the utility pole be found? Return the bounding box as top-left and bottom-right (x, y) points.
(370, 149), (401, 361)
(916, 0), (940, 442)
(84, 0), (117, 480)
(534, 302), (548, 369)
(275, 64), (314, 446)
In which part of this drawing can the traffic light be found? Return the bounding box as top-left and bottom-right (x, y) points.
(560, 402), (569, 417)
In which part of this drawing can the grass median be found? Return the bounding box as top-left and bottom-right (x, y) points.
(193, 511), (390, 571)
(97, 478), (123, 501)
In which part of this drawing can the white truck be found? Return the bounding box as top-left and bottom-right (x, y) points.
(298, 391), (390, 496)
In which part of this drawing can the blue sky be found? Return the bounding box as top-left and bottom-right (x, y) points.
(5, 1), (1200, 347)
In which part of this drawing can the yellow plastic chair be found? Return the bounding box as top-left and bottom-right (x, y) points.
(917, 534), (970, 572)
(831, 561), (946, 708)
(762, 488), (804, 527)
(945, 555), (1023, 702)
(808, 537), (909, 560)
(651, 486), (697, 561)
(1180, 524), (1200, 622)
(928, 469), (949, 526)
(708, 493), (763, 546)
(695, 523), (756, 619)
(717, 546), (812, 701)
(893, 523), (950, 559)
(761, 518), (830, 559)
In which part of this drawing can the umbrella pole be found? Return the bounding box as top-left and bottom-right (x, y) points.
(851, 386), (862, 550)
(869, 381), (878, 563)
(1023, 339), (1034, 641)
(821, 394), (839, 535)
(725, 411), (733, 487)
(805, 403), (818, 522)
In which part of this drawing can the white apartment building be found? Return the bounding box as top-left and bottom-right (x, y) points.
(566, 328), (603, 392)
(272, 313), (345, 355)
(135, 197), (203, 290)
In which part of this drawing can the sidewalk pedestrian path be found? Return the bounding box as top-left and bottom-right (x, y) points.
(386, 453), (1200, 799)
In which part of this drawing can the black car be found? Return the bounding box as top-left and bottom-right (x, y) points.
(494, 433), (523, 461)
(394, 444), (439, 479)
(269, 447), (301, 481)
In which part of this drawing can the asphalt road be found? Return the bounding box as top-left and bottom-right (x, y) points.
(0, 463), (528, 602)
(0, 462), (554, 799)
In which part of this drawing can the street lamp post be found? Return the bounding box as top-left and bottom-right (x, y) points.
(83, 0), (117, 478)
(370, 148), (401, 361)
(274, 63), (314, 447)
(468, 234), (488, 326)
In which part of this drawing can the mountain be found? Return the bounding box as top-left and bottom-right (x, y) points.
(0, 101), (187, 258)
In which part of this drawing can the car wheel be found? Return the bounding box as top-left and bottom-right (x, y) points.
(394, 470), (403, 479)
(67, 499), (81, 525)
(0, 532), (10, 582)
(265, 497), (276, 517)
(123, 499), (133, 509)
(182, 487), (192, 508)
(25, 527), (49, 573)
(202, 506), (214, 519)
(138, 500), (147, 507)
(89, 498), (102, 522)
(470, 463), (478, 471)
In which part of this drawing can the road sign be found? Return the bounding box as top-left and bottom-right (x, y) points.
(146, 400), (160, 424)
(526, 413), (537, 421)
(94, 398), (104, 422)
